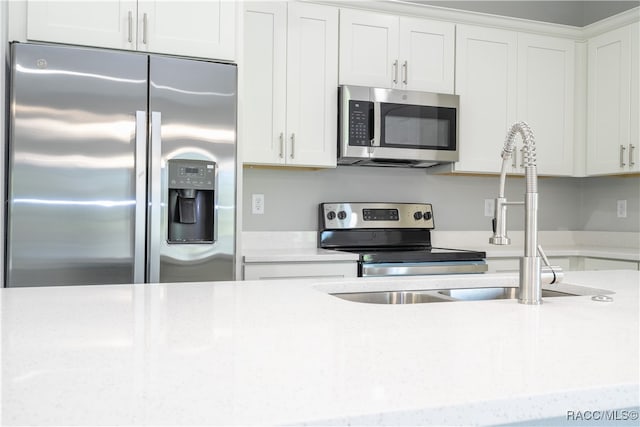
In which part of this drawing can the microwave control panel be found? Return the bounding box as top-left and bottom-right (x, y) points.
(348, 100), (373, 147)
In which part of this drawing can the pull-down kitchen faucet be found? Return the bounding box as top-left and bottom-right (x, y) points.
(489, 121), (556, 305)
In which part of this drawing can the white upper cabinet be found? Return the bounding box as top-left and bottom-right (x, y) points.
(339, 8), (454, 93)
(338, 9), (398, 89)
(27, 0), (136, 50)
(398, 17), (455, 93)
(454, 25), (518, 174)
(454, 25), (575, 176)
(26, 0), (235, 60)
(517, 33), (575, 176)
(136, 1), (235, 60)
(587, 22), (639, 175)
(242, 2), (338, 168)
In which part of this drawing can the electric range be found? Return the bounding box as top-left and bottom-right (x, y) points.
(318, 202), (487, 277)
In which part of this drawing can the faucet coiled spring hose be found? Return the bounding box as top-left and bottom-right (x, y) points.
(499, 121), (537, 196)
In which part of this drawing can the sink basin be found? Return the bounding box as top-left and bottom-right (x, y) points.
(330, 284), (613, 304)
(438, 287), (575, 301)
(331, 290), (453, 304)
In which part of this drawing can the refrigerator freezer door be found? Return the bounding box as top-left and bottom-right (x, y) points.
(148, 56), (237, 282)
(6, 44), (148, 287)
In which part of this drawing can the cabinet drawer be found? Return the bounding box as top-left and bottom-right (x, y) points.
(243, 262), (357, 280)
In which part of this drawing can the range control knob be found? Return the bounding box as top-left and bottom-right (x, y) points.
(413, 211), (423, 220)
(326, 211), (336, 220)
(337, 210), (347, 220)
(423, 211), (432, 221)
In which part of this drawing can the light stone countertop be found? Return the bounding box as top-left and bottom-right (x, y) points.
(1, 270), (639, 426)
(242, 231), (640, 263)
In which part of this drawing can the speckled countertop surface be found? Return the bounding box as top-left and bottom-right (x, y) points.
(1, 270), (639, 426)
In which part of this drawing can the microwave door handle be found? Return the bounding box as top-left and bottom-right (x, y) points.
(371, 102), (381, 151)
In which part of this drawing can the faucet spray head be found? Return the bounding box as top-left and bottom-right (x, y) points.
(489, 197), (511, 245)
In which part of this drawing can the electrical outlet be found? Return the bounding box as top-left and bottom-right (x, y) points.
(484, 199), (495, 217)
(617, 200), (627, 218)
(252, 194), (265, 215)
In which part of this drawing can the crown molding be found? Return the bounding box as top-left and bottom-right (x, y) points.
(582, 6), (640, 38)
(311, 1), (640, 40)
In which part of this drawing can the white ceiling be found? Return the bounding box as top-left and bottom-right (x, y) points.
(403, 1), (640, 26)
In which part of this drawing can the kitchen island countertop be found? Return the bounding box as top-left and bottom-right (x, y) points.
(1, 270), (639, 426)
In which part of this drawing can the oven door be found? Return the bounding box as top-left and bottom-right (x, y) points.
(360, 261), (488, 277)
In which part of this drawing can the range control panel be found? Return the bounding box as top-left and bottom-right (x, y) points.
(320, 202), (434, 230)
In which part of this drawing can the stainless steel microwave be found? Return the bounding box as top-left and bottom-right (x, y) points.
(338, 85), (459, 167)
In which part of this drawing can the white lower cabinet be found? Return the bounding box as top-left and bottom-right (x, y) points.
(242, 1), (338, 167)
(25, 0), (236, 60)
(243, 262), (357, 281)
(487, 257), (572, 273)
(488, 256), (638, 273)
(581, 258), (639, 271)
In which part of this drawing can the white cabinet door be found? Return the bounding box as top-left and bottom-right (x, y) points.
(242, 2), (338, 168)
(517, 33), (575, 176)
(26, 0), (235, 60)
(242, 2), (287, 165)
(629, 22), (639, 172)
(137, 0), (235, 60)
(583, 258), (639, 271)
(27, 0), (136, 50)
(286, 3), (338, 167)
(398, 17), (455, 93)
(587, 24), (635, 175)
(338, 8), (399, 88)
(454, 25), (518, 173)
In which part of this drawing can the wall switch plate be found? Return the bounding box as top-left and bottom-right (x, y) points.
(252, 194), (265, 215)
(484, 199), (495, 217)
(617, 200), (627, 218)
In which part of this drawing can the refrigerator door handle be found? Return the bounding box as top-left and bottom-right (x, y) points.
(148, 111), (162, 283)
(134, 111), (147, 283)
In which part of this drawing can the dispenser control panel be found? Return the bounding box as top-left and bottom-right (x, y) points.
(168, 159), (216, 190)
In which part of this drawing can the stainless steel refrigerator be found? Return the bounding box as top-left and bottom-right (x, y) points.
(6, 43), (237, 287)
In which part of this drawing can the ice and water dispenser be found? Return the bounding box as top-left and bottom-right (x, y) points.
(167, 159), (216, 243)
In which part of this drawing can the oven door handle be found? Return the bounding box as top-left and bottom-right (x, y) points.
(361, 262), (488, 277)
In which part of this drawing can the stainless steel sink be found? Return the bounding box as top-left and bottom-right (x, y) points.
(437, 287), (575, 301)
(330, 284), (612, 304)
(331, 290), (453, 304)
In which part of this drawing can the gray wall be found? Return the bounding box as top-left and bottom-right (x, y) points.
(579, 176), (640, 231)
(242, 167), (638, 232)
(415, 1), (640, 26)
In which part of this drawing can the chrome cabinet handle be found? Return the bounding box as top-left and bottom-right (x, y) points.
(142, 13), (148, 45)
(392, 60), (398, 84)
(630, 144), (636, 167)
(279, 132), (284, 158)
(290, 133), (295, 159)
(620, 144), (627, 167)
(402, 60), (408, 84)
(128, 11), (133, 43)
